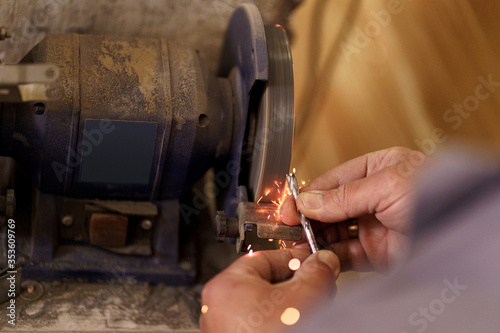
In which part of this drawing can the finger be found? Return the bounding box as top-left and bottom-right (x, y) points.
(315, 221), (350, 244)
(323, 240), (372, 271)
(306, 154), (370, 191)
(280, 195), (300, 225)
(226, 249), (312, 282)
(292, 242), (310, 250)
(277, 250), (340, 302)
(306, 147), (425, 191)
(294, 219), (327, 246)
(296, 165), (412, 223)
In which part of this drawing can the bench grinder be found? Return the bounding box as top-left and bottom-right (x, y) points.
(0, 4), (297, 283)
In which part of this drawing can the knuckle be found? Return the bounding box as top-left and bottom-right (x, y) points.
(372, 147), (427, 175)
(389, 146), (412, 157)
(381, 168), (404, 193)
(325, 185), (350, 219)
(395, 150), (427, 178)
(407, 150), (427, 166)
(393, 147), (426, 166)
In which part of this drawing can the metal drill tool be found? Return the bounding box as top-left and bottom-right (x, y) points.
(286, 174), (319, 253)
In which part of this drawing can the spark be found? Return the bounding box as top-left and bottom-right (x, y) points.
(257, 196), (263, 203)
(301, 181), (306, 185)
(249, 249), (254, 256)
(280, 307), (300, 326)
(201, 305), (208, 314)
(281, 240), (287, 249)
(268, 239), (274, 242)
(288, 258), (301, 271)
(265, 189), (271, 196)
(274, 181), (280, 188)
(267, 214), (271, 219)
(247, 244), (252, 251)
(293, 168), (296, 174)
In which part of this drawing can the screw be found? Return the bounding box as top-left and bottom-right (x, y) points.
(140, 219), (153, 231)
(179, 260), (192, 271)
(45, 68), (55, 79)
(20, 280), (44, 301)
(61, 215), (73, 226)
(215, 211), (239, 242)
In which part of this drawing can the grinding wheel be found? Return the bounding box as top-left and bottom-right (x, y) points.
(217, 5), (294, 216)
(246, 25), (294, 203)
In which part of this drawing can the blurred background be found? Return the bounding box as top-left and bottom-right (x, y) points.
(290, 0), (500, 183)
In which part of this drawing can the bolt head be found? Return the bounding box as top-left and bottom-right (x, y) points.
(61, 215), (73, 226)
(46, 68), (55, 79)
(214, 211), (227, 242)
(141, 219), (153, 231)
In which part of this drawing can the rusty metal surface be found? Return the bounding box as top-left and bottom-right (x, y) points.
(90, 200), (158, 217)
(20, 33), (233, 200)
(0, 0), (302, 69)
(237, 202), (302, 239)
(235, 202), (302, 252)
(89, 213), (129, 247)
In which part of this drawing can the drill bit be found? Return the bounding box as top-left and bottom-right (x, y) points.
(286, 174), (319, 253)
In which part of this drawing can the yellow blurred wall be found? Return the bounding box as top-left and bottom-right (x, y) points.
(290, 0), (500, 182)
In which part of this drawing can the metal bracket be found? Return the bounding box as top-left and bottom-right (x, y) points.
(60, 198), (158, 256)
(0, 64), (63, 102)
(215, 202), (302, 253)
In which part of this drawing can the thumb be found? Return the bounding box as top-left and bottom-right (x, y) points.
(278, 250), (340, 303)
(296, 167), (408, 222)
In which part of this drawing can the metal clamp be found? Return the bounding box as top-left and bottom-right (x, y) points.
(0, 64), (63, 102)
(215, 202), (302, 253)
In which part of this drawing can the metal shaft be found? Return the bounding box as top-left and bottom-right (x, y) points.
(286, 174), (319, 253)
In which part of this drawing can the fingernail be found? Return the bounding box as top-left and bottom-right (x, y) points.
(299, 191), (324, 209)
(316, 250), (338, 273)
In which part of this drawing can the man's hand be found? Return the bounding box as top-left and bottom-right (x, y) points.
(200, 249), (340, 333)
(280, 147), (428, 271)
